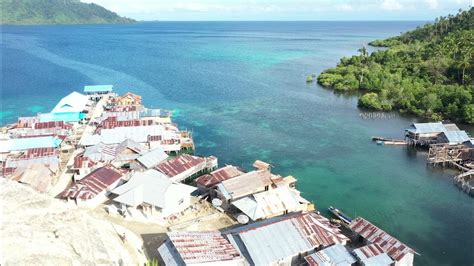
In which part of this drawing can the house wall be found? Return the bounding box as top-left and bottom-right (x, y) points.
(162, 189), (192, 217)
(75, 178), (123, 208)
(188, 259), (248, 266)
(394, 253), (414, 266)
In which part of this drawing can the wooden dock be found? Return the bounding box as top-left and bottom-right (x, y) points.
(453, 170), (474, 197)
(371, 136), (407, 145)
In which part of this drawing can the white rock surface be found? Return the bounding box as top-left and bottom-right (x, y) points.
(1, 179), (139, 265)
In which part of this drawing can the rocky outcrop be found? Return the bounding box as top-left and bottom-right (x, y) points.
(1, 179), (139, 265)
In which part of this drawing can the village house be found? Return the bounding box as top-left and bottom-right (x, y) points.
(9, 121), (72, 139)
(82, 139), (147, 168)
(61, 165), (126, 208)
(83, 85), (113, 101)
(224, 212), (349, 266)
(1, 147), (60, 176)
(349, 217), (416, 266)
(37, 91), (89, 123)
(79, 124), (192, 154)
(195, 165), (245, 192)
(155, 154), (218, 183)
(215, 169), (274, 205)
(111, 169), (196, 219)
(110, 92), (142, 107)
(0, 136), (62, 154)
(436, 130), (470, 145)
(8, 164), (57, 193)
(135, 146), (169, 169)
(72, 153), (98, 180)
(304, 244), (357, 266)
(231, 185), (312, 221)
(158, 231), (248, 266)
(352, 244), (394, 266)
(405, 122), (470, 147)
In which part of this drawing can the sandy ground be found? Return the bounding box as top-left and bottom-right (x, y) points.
(89, 198), (237, 260)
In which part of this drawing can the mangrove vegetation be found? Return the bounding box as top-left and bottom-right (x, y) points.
(317, 8), (474, 124)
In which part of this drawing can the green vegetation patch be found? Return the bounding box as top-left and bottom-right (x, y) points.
(317, 8), (474, 123)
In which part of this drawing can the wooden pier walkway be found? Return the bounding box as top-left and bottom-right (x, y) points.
(371, 136), (407, 145)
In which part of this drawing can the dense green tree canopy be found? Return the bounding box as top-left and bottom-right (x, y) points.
(318, 8), (474, 124)
(0, 0), (135, 25)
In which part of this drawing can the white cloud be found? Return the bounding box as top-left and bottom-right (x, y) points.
(381, 0), (403, 10)
(337, 4), (353, 11)
(425, 0), (439, 9)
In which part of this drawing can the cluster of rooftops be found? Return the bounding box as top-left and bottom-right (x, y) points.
(1, 85), (417, 266)
(405, 122), (473, 146)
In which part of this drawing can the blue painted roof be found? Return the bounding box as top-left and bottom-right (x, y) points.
(406, 122), (446, 134)
(39, 112), (85, 122)
(442, 130), (470, 144)
(5, 136), (62, 152)
(306, 244), (357, 266)
(84, 85), (113, 93)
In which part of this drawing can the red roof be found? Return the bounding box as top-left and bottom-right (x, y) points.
(97, 117), (155, 130)
(349, 217), (415, 261)
(196, 165), (244, 188)
(355, 243), (386, 258)
(167, 231), (243, 264)
(34, 121), (72, 130)
(24, 147), (59, 159)
(73, 154), (97, 169)
(291, 212), (349, 247)
(108, 105), (138, 112)
(156, 154), (206, 177)
(61, 166), (124, 200)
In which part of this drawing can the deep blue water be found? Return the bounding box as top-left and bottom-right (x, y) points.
(1, 21), (473, 265)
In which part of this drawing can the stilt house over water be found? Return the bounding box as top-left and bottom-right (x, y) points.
(405, 122), (471, 147)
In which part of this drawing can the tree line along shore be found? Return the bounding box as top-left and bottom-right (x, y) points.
(317, 8), (473, 124)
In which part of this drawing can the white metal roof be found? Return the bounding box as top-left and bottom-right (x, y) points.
(406, 122), (446, 134)
(112, 169), (194, 208)
(226, 212), (348, 265)
(136, 147), (169, 169)
(232, 186), (302, 221)
(217, 170), (273, 200)
(51, 91), (88, 113)
(305, 244), (357, 266)
(80, 125), (180, 145)
(441, 130), (470, 144)
(353, 244), (393, 265)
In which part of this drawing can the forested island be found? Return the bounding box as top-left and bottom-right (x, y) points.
(1, 0), (135, 25)
(318, 8), (473, 124)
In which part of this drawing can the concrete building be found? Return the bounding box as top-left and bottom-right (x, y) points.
(111, 169), (196, 218)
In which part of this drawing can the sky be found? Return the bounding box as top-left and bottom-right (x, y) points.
(83, 0), (473, 21)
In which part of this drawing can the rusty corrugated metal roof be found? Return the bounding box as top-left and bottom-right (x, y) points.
(61, 165), (123, 200)
(196, 165), (244, 188)
(164, 231), (244, 264)
(156, 154), (206, 177)
(226, 212), (349, 265)
(349, 217), (415, 262)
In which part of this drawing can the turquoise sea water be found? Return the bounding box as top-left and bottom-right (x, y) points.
(1, 22), (472, 265)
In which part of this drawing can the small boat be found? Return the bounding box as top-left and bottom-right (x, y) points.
(328, 206), (353, 225)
